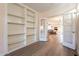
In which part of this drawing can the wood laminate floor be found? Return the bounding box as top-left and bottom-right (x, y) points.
(6, 34), (76, 56)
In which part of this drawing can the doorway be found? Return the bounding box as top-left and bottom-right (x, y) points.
(47, 16), (63, 43)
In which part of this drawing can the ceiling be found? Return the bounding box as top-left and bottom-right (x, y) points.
(24, 3), (61, 12)
(24, 3), (76, 13)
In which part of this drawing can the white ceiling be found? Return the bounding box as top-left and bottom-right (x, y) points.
(24, 3), (76, 13)
(24, 3), (61, 12)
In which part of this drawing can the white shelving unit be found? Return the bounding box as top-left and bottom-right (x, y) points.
(1, 3), (39, 54)
(7, 3), (26, 52)
(26, 9), (36, 45)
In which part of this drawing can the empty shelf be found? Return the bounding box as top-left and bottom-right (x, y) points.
(27, 21), (35, 23)
(8, 33), (25, 36)
(27, 14), (35, 18)
(27, 34), (35, 36)
(8, 13), (25, 19)
(27, 27), (35, 29)
(8, 22), (25, 25)
(8, 40), (25, 45)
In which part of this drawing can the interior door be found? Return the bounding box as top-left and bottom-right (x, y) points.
(39, 19), (48, 41)
(63, 13), (76, 50)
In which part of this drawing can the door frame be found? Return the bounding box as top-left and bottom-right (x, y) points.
(39, 18), (48, 41)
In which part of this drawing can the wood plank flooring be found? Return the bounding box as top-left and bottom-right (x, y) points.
(6, 34), (76, 56)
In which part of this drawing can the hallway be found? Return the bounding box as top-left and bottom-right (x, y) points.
(7, 34), (75, 56)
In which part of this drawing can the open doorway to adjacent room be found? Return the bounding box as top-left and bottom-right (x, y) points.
(47, 16), (63, 43)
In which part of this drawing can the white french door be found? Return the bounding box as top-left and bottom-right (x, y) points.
(63, 13), (76, 50)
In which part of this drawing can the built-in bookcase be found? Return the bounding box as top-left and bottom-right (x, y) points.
(7, 3), (38, 53)
(26, 9), (36, 45)
(7, 3), (26, 52)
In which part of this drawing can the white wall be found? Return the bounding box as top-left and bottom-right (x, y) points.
(0, 4), (8, 55)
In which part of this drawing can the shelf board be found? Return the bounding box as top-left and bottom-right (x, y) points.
(8, 13), (25, 19)
(8, 40), (25, 45)
(27, 21), (35, 23)
(8, 33), (25, 36)
(8, 22), (25, 25)
(27, 27), (35, 29)
(27, 34), (35, 36)
(27, 14), (35, 18)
